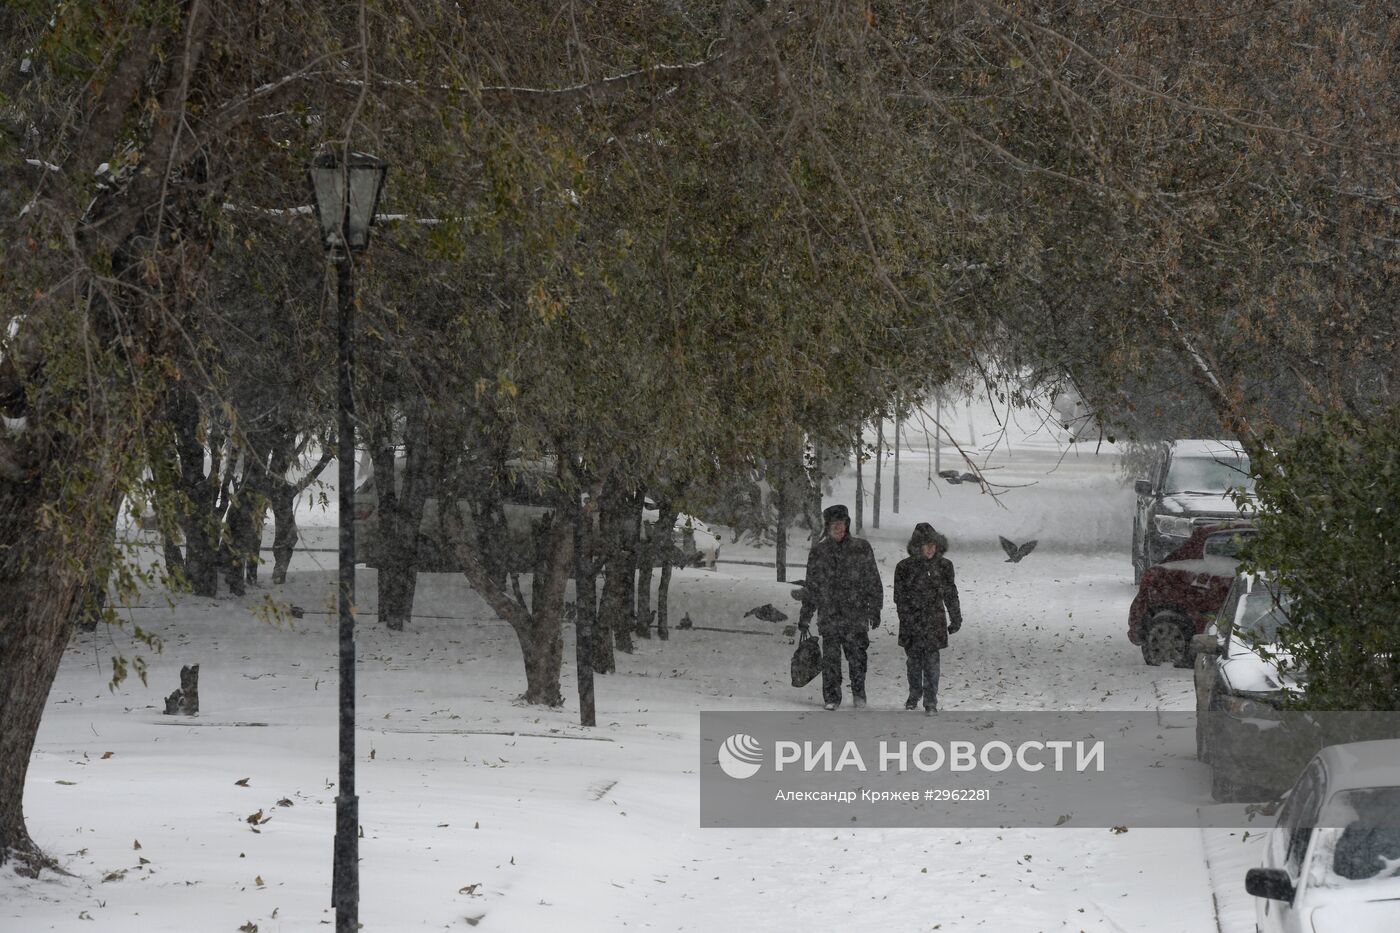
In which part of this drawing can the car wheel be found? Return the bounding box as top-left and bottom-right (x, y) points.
(1141, 614), (1190, 667)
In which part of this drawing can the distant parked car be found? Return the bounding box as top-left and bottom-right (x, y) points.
(1193, 573), (1304, 801)
(1128, 523), (1255, 667)
(1132, 439), (1256, 583)
(1246, 740), (1400, 932)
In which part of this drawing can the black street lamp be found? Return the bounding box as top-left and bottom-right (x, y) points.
(307, 148), (387, 933)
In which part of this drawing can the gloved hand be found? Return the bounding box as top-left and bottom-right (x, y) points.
(949, 621), (961, 635)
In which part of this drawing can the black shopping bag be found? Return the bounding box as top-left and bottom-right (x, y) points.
(790, 630), (822, 688)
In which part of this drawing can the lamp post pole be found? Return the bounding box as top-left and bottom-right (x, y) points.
(332, 247), (358, 933)
(308, 149), (386, 933)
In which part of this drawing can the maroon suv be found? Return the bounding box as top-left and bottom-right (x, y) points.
(1128, 523), (1255, 667)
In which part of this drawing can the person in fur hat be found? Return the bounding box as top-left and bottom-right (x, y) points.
(796, 503), (883, 710)
(894, 523), (962, 713)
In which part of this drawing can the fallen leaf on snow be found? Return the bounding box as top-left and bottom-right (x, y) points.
(101, 752), (114, 760)
(458, 883), (480, 895)
(235, 778), (250, 787)
(102, 869), (127, 883)
(1110, 825), (1129, 834)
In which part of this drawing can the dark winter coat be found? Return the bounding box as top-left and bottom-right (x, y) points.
(798, 511), (883, 635)
(894, 530), (962, 652)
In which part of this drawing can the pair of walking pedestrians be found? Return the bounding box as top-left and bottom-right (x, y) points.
(796, 505), (962, 711)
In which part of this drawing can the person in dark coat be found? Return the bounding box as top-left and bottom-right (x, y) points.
(894, 523), (962, 712)
(797, 503), (883, 710)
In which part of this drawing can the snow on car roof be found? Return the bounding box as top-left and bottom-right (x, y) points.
(1318, 740), (1400, 793)
(1169, 438), (1247, 459)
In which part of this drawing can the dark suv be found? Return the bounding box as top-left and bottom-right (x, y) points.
(1131, 439), (1255, 583)
(1127, 523), (1254, 666)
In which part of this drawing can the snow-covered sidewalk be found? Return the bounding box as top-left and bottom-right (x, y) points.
(6, 444), (1236, 931)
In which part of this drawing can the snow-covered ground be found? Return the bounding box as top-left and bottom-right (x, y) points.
(6, 408), (1254, 932)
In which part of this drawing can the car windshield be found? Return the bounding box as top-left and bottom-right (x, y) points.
(1233, 584), (1291, 644)
(1321, 787), (1400, 886)
(1164, 455), (1254, 495)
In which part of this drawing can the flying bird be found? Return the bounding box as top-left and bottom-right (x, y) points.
(744, 603), (788, 623)
(999, 536), (1038, 563)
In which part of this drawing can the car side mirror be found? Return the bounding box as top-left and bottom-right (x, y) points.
(1134, 479), (1153, 496)
(1191, 634), (1222, 657)
(1245, 867), (1294, 902)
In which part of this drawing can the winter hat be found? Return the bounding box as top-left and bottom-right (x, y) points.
(907, 522), (939, 555)
(821, 503), (851, 530)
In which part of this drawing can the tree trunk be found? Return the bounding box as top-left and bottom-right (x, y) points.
(518, 620), (564, 706)
(171, 390), (220, 597)
(634, 495), (657, 639)
(520, 525), (565, 706)
(245, 500), (267, 585)
(1, 462), (123, 874)
(657, 558), (673, 641)
(619, 496), (640, 650)
(774, 480), (787, 583)
(222, 476), (252, 597)
(370, 415), (430, 632)
(0, 570), (76, 875)
(267, 438), (331, 585)
(651, 503), (679, 640)
(873, 416), (883, 530)
(591, 484), (623, 672)
(443, 500), (570, 708)
(573, 497), (597, 725)
(893, 407), (901, 515)
(599, 487), (637, 656)
(854, 429), (864, 534)
(934, 390), (942, 476)
(269, 487), (298, 584)
(161, 530), (186, 577)
(378, 545), (420, 631)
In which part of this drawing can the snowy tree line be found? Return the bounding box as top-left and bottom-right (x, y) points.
(3, 1), (1398, 872)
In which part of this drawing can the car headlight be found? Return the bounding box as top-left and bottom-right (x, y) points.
(1222, 691), (1283, 719)
(1153, 514), (1193, 538)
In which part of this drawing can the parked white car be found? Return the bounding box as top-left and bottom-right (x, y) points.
(1246, 739), (1400, 932)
